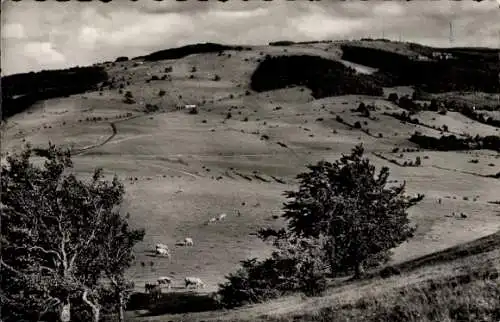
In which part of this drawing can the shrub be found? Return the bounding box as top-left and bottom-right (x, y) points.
(217, 236), (327, 308)
(158, 90), (166, 97)
(354, 121), (362, 129)
(388, 93), (399, 102)
(123, 97), (135, 104)
(213, 75), (221, 81)
(115, 56), (128, 62)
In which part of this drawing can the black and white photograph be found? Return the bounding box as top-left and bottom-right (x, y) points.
(1, 0), (499, 321)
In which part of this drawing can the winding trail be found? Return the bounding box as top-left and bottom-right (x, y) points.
(72, 114), (145, 156)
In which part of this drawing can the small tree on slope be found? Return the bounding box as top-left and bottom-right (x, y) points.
(0, 143), (145, 322)
(269, 144), (419, 278)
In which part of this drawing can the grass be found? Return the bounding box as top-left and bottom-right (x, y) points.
(259, 278), (500, 322)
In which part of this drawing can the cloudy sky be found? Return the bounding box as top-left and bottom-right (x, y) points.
(1, 0), (498, 75)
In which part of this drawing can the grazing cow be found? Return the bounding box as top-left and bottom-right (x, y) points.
(157, 276), (173, 289)
(156, 247), (171, 258)
(145, 282), (157, 293)
(149, 285), (162, 300)
(218, 213), (227, 221)
(185, 277), (205, 289)
(184, 237), (194, 246)
(155, 243), (169, 251)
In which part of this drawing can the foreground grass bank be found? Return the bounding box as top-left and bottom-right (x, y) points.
(233, 276), (499, 322)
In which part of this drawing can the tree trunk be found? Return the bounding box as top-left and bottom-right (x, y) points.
(93, 308), (100, 322)
(118, 292), (125, 322)
(60, 301), (71, 322)
(82, 290), (100, 322)
(354, 262), (365, 279)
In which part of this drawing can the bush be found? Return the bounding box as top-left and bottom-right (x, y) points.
(388, 93), (399, 102)
(158, 90), (166, 97)
(213, 75), (221, 81)
(354, 121), (362, 129)
(217, 236), (327, 308)
(115, 56), (128, 62)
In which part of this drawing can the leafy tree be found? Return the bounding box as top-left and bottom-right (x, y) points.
(275, 144), (419, 278)
(1, 144), (145, 322)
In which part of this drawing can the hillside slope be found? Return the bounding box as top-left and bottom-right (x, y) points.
(1, 40), (499, 320)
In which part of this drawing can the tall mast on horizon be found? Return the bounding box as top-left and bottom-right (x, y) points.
(449, 21), (454, 46)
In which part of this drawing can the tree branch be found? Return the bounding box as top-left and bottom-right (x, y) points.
(37, 297), (61, 321)
(0, 259), (26, 277)
(26, 246), (62, 261)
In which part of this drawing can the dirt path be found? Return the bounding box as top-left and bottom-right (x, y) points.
(73, 114), (145, 156)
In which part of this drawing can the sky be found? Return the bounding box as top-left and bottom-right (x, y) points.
(1, 0), (499, 76)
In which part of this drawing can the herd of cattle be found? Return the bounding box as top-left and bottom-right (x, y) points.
(144, 213), (231, 296)
(144, 276), (206, 299)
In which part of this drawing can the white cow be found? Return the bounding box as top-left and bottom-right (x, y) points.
(157, 276), (173, 289)
(155, 243), (169, 251)
(218, 213), (227, 221)
(184, 238), (194, 246)
(185, 277), (205, 289)
(156, 247), (171, 258)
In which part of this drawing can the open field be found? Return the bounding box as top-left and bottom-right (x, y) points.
(2, 39), (499, 320)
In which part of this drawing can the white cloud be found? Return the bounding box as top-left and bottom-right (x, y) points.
(2, 23), (25, 39)
(23, 42), (66, 64)
(78, 26), (99, 48)
(1, 1), (498, 75)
